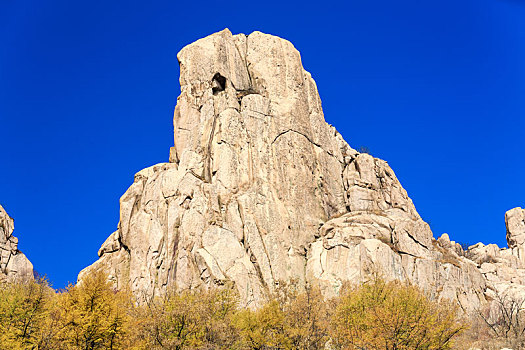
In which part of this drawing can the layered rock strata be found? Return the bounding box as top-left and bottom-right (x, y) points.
(80, 29), (489, 311)
(0, 204), (33, 281)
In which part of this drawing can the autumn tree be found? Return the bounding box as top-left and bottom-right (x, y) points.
(132, 287), (238, 350)
(0, 272), (473, 350)
(0, 276), (60, 349)
(232, 281), (331, 350)
(55, 270), (131, 350)
(330, 277), (466, 350)
(232, 299), (289, 350)
(275, 281), (331, 350)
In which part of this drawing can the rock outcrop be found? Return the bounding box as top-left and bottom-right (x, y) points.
(0, 204), (33, 281)
(79, 29), (490, 311)
(463, 207), (525, 300)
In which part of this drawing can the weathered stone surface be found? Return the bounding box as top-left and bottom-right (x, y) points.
(506, 207), (525, 247)
(79, 29), (495, 311)
(506, 207), (525, 266)
(0, 204), (33, 282)
(463, 207), (525, 300)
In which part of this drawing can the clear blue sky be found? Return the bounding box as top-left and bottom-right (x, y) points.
(1, 0), (523, 288)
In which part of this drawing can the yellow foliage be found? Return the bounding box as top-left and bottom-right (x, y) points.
(232, 282), (330, 350)
(277, 282), (331, 350)
(131, 287), (238, 349)
(0, 277), (57, 349)
(54, 270), (131, 349)
(232, 299), (290, 349)
(0, 274), (468, 350)
(331, 277), (466, 350)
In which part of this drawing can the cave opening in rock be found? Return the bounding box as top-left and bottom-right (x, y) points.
(212, 73), (226, 94)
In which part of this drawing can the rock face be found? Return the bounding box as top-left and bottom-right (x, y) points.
(506, 207), (525, 260)
(0, 204), (33, 281)
(463, 207), (525, 299)
(79, 29), (490, 311)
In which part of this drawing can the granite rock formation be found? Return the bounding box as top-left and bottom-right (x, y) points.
(0, 204), (33, 282)
(80, 29), (495, 311)
(463, 207), (525, 300)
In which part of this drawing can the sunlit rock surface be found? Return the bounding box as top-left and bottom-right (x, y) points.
(80, 29), (521, 312)
(463, 207), (525, 301)
(0, 204), (33, 282)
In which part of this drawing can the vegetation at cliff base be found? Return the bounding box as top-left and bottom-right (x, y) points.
(0, 271), (471, 349)
(330, 278), (464, 349)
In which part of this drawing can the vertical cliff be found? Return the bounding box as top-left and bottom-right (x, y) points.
(79, 29), (489, 311)
(0, 204), (33, 281)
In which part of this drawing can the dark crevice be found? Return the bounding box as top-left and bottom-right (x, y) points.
(272, 129), (320, 147)
(246, 245), (269, 291)
(212, 73), (226, 95)
(272, 129), (343, 164)
(403, 228), (429, 250)
(324, 243), (350, 250)
(397, 250), (419, 258)
(117, 234), (130, 254)
(202, 116), (215, 183)
(235, 88), (258, 103)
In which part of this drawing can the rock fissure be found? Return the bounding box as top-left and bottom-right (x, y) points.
(403, 228), (429, 250)
(271, 128), (343, 165)
(397, 251), (420, 259)
(204, 114), (219, 183)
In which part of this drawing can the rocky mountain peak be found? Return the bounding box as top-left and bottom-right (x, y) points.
(78, 30), (523, 312)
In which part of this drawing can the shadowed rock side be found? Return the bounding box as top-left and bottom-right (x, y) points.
(79, 29), (488, 311)
(0, 205), (33, 282)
